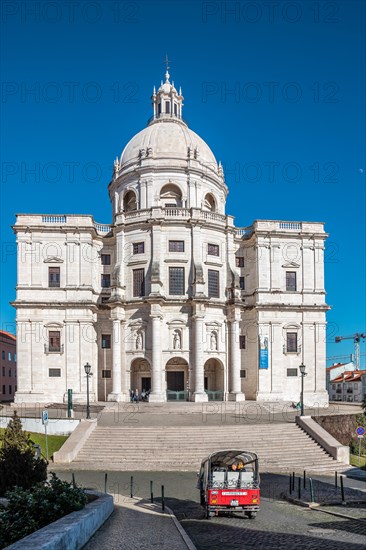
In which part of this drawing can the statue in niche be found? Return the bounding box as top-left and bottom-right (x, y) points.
(136, 331), (143, 350)
(173, 330), (181, 350)
(210, 331), (218, 350)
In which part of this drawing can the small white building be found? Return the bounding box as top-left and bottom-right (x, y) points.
(329, 370), (366, 402)
(326, 361), (355, 394)
(12, 70), (330, 406)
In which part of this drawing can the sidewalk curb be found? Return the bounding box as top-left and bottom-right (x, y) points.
(166, 505), (198, 550)
(129, 497), (197, 550)
(285, 496), (366, 522)
(309, 507), (366, 523)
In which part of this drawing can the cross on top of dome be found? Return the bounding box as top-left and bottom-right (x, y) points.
(150, 56), (184, 125)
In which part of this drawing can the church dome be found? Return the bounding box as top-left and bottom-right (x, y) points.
(120, 120), (217, 168)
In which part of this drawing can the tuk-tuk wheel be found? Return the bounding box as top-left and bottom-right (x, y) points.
(205, 507), (214, 519)
(246, 511), (257, 519)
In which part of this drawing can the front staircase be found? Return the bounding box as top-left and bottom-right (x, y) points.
(70, 423), (350, 473)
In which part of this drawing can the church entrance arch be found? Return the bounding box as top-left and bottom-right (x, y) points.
(165, 357), (189, 400)
(130, 358), (151, 394)
(204, 358), (224, 401)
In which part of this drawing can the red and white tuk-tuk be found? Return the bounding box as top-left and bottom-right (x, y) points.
(197, 449), (260, 519)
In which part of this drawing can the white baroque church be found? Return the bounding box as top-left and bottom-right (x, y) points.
(13, 70), (329, 405)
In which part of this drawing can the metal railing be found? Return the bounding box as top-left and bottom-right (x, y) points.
(205, 390), (224, 401)
(147, 113), (188, 126)
(44, 344), (64, 354)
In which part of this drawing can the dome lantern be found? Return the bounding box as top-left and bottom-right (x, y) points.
(151, 60), (184, 124)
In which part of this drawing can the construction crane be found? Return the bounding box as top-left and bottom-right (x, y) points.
(335, 333), (366, 371)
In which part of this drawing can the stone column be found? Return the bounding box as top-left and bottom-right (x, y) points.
(193, 314), (208, 402)
(228, 313), (245, 401)
(149, 312), (165, 402)
(108, 309), (127, 402)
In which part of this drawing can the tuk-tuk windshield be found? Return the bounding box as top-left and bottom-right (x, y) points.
(202, 450), (259, 489)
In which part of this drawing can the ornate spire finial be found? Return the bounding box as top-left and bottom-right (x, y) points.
(163, 53), (171, 83)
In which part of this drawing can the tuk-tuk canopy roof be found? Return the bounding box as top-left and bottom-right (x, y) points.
(202, 449), (258, 467)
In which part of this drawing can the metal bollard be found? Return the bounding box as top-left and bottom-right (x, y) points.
(303, 470), (306, 489)
(298, 477), (301, 500)
(130, 476), (134, 498)
(309, 478), (315, 502)
(292, 471), (295, 491)
(150, 480), (154, 503)
(335, 471), (338, 489)
(72, 473), (76, 488)
(289, 473), (292, 494)
(340, 475), (345, 504)
(104, 473), (108, 493)
(161, 485), (165, 511)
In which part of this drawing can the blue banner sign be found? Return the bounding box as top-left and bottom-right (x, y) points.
(259, 335), (269, 369)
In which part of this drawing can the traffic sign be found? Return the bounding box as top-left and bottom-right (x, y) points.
(42, 409), (49, 425)
(356, 426), (365, 436)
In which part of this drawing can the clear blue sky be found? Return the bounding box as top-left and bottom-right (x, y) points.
(1, 0), (365, 365)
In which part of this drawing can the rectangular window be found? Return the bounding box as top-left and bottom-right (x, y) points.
(2, 367), (5, 376)
(158, 102), (161, 115)
(287, 368), (298, 377)
(239, 276), (245, 290)
(102, 370), (112, 379)
(133, 242), (145, 254)
(101, 254), (111, 265)
(208, 269), (220, 298)
(1, 351), (4, 360)
(101, 334), (111, 349)
(165, 101), (170, 113)
(101, 297), (109, 304)
(48, 266), (60, 288)
(286, 332), (298, 353)
(174, 103), (178, 116)
(236, 256), (244, 267)
(239, 335), (246, 349)
(8, 369), (11, 377)
(49, 368), (61, 377)
(8, 352), (11, 361)
(101, 274), (111, 288)
(286, 271), (297, 291)
(13, 354), (16, 362)
(208, 243), (219, 256)
(240, 369), (247, 378)
(133, 269), (145, 297)
(169, 240), (184, 252)
(9, 385), (12, 394)
(2, 385), (5, 395)
(49, 331), (61, 352)
(165, 203), (177, 208)
(169, 267), (185, 295)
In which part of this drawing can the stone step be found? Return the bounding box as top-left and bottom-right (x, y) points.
(69, 421), (348, 473)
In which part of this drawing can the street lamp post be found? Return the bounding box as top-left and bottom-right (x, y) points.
(84, 362), (93, 419)
(299, 363), (307, 416)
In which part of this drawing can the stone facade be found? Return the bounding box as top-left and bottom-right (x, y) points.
(12, 71), (330, 406)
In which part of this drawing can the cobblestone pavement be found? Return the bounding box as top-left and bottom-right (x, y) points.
(85, 498), (189, 550)
(169, 498), (366, 550)
(54, 470), (366, 550)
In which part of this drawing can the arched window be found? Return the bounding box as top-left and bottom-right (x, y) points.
(123, 190), (137, 212)
(160, 184), (182, 207)
(204, 193), (216, 212)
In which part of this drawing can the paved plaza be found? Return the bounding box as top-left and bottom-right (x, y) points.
(53, 470), (366, 550)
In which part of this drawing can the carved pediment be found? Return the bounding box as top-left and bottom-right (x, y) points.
(43, 256), (64, 263)
(282, 261), (300, 268)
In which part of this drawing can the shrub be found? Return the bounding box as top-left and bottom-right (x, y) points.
(0, 473), (88, 548)
(0, 411), (48, 496)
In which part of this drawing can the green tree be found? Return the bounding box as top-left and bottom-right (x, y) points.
(0, 411), (47, 496)
(1, 410), (34, 451)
